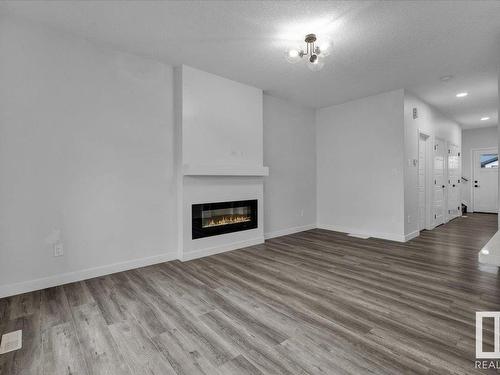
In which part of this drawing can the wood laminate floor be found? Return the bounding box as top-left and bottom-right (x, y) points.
(1, 213), (500, 374)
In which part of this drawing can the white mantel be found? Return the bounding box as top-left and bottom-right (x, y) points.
(175, 65), (267, 260)
(183, 164), (269, 176)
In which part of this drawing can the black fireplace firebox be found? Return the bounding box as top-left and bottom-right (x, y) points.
(192, 199), (258, 239)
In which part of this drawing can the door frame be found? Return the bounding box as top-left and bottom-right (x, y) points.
(471, 146), (498, 213)
(418, 129), (433, 230)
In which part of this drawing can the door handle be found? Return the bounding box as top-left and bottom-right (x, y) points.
(442, 185), (445, 188)
(452, 184), (456, 187)
(475, 185), (479, 187)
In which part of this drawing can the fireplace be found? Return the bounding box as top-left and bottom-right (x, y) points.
(192, 199), (258, 239)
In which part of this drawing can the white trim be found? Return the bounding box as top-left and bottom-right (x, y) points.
(445, 141), (462, 222)
(348, 233), (370, 239)
(404, 230), (420, 241)
(264, 224), (316, 240)
(181, 237), (264, 261)
(417, 129), (433, 231)
(317, 224), (407, 242)
(183, 164), (269, 176)
(0, 252), (177, 299)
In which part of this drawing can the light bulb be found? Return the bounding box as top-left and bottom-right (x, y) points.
(307, 57), (325, 72)
(316, 41), (331, 57)
(285, 48), (301, 63)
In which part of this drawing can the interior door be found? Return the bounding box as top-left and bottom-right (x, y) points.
(418, 134), (428, 230)
(432, 138), (446, 226)
(473, 148), (498, 213)
(447, 143), (461, 220)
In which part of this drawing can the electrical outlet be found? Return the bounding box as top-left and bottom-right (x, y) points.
(53, 242), (64, 257)
(300, 209), (304, 217)
(407, 215), (411, 223)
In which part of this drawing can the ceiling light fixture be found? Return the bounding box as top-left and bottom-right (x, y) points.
(456, 92), (468, 98)
(481, 117), (490, 121)
(286, 33), (330, 71)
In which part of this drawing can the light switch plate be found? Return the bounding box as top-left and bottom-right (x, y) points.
(0, 330), (22, 354)
(54, 242), (64, 257)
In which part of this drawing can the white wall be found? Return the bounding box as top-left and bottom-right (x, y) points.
(263, 95), (316, 238)
(403, 91), (462, 236)
(0, 16), (177, 296)
(316, 89), (406, 241)
(461, 126), (498, 207)
(181, 65), (263, 168)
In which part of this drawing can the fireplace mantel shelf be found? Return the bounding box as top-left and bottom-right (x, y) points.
(183, 165), (269, 176)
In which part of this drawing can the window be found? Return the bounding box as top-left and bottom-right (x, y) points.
(480, 153), (498, 168)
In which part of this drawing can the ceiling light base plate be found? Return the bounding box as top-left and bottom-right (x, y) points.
(304, 34), (317, 43)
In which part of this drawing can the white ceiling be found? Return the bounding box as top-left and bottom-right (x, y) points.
(410, 72), (498, 129)
(1, 0), (499, 127)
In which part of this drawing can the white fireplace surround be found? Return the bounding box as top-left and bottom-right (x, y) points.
(175, 65), (268, 261)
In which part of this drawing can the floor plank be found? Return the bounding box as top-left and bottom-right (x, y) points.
(42, 322), (89, 375)
(70, 302), (132, 375)
(108, 319), (176, 375)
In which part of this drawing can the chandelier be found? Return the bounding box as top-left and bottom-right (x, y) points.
(286, 33), (330, 71)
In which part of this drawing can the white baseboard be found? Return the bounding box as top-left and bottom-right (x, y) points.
(0, 252), (177, 299)
(404, 230), (420, 241)
(264, 224), (316, 240)
(317, 223), (407, 242)
(181, 237), (264, 262)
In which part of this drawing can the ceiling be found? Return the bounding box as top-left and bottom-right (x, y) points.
(1, 0), (499, 128)
(410, 72), (498, 129)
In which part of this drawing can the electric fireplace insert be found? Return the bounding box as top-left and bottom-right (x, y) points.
(192, 199), (258, 239)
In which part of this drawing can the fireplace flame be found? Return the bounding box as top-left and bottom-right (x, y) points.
(204, 215), (251, 228)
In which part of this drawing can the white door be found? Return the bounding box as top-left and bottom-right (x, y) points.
(432, 138), (446, 226)
(473, 148), (498, 213)
(447, 143), (461, 220)
(418, 134), (428, 230)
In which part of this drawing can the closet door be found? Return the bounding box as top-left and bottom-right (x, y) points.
(447, 142), (461, 220)
(432, 138), (446, 227)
